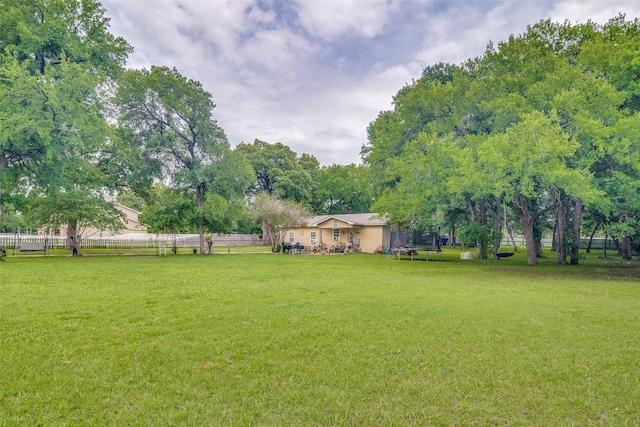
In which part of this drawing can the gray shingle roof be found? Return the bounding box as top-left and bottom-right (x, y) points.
(306, 213), (387, 227)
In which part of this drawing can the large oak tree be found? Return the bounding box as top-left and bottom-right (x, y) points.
(0, 0), (131, 251)
(116, 66), (252, 254)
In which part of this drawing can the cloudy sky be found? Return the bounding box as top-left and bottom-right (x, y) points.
(101, 0), (640, 166)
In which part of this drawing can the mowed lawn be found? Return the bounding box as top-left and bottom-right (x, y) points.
(1, 251), (639, 425)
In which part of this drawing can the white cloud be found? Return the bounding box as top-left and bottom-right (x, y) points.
(225, 62), (419, 165)
(413, 2), (550, 66)
(548, 0), (640, 24)
(296, 0), (399, 40)
(246, 4), (277, 24)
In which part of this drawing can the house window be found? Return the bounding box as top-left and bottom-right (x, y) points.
(333, 228), (340, 241)
(289, 232), (295, 243)
(310, 231), (317, 244)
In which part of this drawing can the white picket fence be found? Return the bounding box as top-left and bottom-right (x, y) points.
(0, 233), (264, 251)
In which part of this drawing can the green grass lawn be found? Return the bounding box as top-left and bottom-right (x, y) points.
(33, 244), (272, 257)
(1, 250), (639, 425)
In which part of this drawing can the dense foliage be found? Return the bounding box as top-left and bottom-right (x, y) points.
(0, 0), (131, 253)
(363, 16), (640, 264)
(235, 139), (319, 206)
(115, 66), (253, 254)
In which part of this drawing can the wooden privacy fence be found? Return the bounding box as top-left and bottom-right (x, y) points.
(172, 234), (264, 247)
(0, 233), (264, 251)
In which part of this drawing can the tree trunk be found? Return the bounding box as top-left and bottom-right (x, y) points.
(506, 220), (518, 252)
(466, 195), (477, 223)
(0, 153), (7, 221)
(570, 199), (583, 265)
(555, 200), (567, 265)
(516, 195), (538, 266)
(477, 200), (488, 259)
(171, 232), (178, 254)
(262, 220), (280, 252)
(586, 220), (600, 253)
(479, 200), (487, 226)
(262, 220), (271, 248)
(492, 201), (501, 260)
(603, 235), (608, 258)
(196, 185), (205, 255)
(534, 211), (543, 259)
(621, 235), (632, 261)
(66, 220), (80, 256)
(465, 196), (489, 259)
(618, 213), (632, 261)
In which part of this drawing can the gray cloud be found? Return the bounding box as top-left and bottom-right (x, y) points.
(103, 0), (640, 165)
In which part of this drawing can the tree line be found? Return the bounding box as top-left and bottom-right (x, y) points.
(363, 16), (640, 265)
(0, 0), (372, 255)
(0, 1), (637, 262)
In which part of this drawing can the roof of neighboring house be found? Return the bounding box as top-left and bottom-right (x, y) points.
(114, 202), (142, 215)
(306, 213), (387, 227)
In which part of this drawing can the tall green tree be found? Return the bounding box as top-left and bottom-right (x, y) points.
(30, 189), (124, 254)
(0, 0), (130, 77)
(312, 164), (373, 214)
(571, 16), (640, 260)
(1, 53), (126, 249)
(0, 0), (131, 222)
(200, 145), (254, 235)
(236, 139), (319, 206)
(0, 193), (30, 232)
(365, 65), (500, 258)
(477, 111), (600, 265)
(116, 66), (252, 254)
(138, 185), (195, 254)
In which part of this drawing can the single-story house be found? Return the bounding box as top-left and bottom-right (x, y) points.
(286, 213), (390, 254)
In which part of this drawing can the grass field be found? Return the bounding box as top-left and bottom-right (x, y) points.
(1, 249), (639, 425)
(19, 244), (273, 257)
